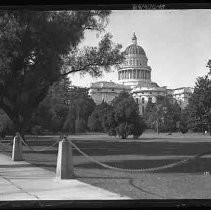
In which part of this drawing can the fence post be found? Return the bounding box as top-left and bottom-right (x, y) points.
(12, 132), (24, 161)
(56, 136), (74, 179)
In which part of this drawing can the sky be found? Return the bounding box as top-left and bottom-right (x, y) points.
(69, 10), (211, 89)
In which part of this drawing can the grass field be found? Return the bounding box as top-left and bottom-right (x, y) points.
(1, 133), (211, 199)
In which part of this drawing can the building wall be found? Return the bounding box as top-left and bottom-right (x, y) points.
(170, 87), (193, 109)
(89, 87), (128, 105)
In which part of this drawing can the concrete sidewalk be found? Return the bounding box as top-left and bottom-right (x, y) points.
(0, 153), (130, 200)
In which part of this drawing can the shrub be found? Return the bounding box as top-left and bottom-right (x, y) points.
(179, 122), (188, 134)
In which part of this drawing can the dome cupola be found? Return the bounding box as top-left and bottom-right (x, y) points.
(132, 32), (137, 45)
(125, 33), (146, 56)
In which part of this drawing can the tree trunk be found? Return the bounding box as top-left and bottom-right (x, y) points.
(208, 124), (211, 136)
(121, 132), (127, 139)
(12, 115), (26, 140)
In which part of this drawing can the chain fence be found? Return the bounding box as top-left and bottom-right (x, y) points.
(0, 137), (60, 153)
(1, 135), (211, 173)
(69, 140), (211, 173)
(20, 138), (60, 152)
(0, 141), (12, 152)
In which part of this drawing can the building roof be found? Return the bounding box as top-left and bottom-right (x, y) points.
(124, 33), (146, 56)
(89, 81), (131, 90)
(125, 44), (146, 56)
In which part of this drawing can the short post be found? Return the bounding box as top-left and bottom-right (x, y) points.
(12, 132), (24, 161)
(56, 136), (74, 179)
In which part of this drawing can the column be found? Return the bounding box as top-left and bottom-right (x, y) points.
(129, 70), (132, 79)
(118, 72), (120, 80)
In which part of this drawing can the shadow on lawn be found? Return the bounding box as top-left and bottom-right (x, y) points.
(0, 164), (33, 168)
(74, 157), (211, 174)
(72, 140), (211, 157)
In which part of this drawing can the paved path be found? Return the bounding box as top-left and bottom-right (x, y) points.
(0, 153), (130, 200)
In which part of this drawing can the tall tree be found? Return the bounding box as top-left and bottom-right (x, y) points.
(0, 10), (124, 135)
(185, 74), (211, 133)
(63, 87), (96, 133)
(110, 91), (146, 139)
(143, 95), (181, 133)
(0, 109), (13, 137)
(88, 101), (112, 132)
(31, 76), (70, 133)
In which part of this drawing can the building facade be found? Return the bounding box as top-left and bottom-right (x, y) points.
(89, 33), (193, 114)
(88, 81), (130, 105)
(167, 87), (194, 109)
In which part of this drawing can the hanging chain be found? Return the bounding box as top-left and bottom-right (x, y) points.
(69, 140), (211, 173)
(0, 141), (12, 152)
(20, 138), (60, 152)
(1, 135), (211, 173)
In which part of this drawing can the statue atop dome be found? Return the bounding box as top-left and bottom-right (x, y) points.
(132, 32), (137, 45)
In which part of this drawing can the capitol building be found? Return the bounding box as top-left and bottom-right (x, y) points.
(89, 33), (193, 114)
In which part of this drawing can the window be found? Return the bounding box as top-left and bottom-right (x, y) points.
(148, 97), (152, 102)
(142, 98), (145, 104)
(97, 89), (100, 91)
(142, 92), (144, 94)
(112, 89), (114, 91)
(136, 98), (139, 104)
(150, 92), (152, 94)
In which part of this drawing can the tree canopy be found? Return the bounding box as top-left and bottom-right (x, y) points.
(110, 91), (146, 139)
(185, 75), (211, 133)
(0, 10), (124, 134)
(64, 87), (96, 133)
(30, 76), (71, 134)
(88, 101), (111, 133)
(143, 95), (181, 133)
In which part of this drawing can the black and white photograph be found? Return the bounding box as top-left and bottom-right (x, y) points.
(0, 5), (211, 208)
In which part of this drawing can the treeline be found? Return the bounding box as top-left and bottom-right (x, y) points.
(0, 77), (96, 136)
(88, 91), (146, 139)
(30, 77), (96, 135)
(1, 66), (211, 138)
